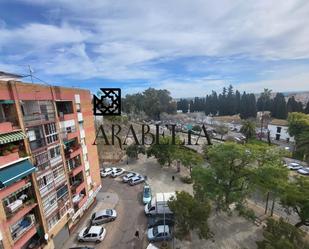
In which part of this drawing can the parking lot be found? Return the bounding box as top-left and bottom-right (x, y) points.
(64, 155), (267, 249)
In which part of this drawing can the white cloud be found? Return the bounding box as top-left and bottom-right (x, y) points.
(0, 0), (309, 96)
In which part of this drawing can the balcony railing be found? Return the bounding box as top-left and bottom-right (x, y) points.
(54, 174), (66, 187)
(5, 198), (35, 219)
(23, 112), (55, 126)
(60, 126), (77, 141)
(39, 182), (54, 196)
(64, 144), (81, 158)
(67, 156), (82, 171)
(10, 214), (35, 242)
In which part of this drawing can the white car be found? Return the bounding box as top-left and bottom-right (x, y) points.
(287, 162), (303, 170)
(122, 172), (138, 182)
(78, 226), (106, 243)
(100, 167), (114, 177)
(111, 168), (125, 177)
(129, 175), (145, 186)
(297, 167), (309, 175)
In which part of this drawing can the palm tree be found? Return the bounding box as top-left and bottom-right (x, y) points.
(240, 120), (256, 140)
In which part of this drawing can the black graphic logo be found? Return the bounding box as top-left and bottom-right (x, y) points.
(93, 88), (121, 116)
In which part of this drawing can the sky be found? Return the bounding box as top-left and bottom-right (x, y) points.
(0, 0), (309, 98)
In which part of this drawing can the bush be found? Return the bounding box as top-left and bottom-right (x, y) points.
(180, 176), (193, 184)
(236, 203), (256, 221)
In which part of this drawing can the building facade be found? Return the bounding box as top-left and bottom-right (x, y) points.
(267, 119), (295, 143)
(0, 80), (101, 249)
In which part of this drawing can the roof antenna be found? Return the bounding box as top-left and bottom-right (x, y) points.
(28, 65), (34, 83)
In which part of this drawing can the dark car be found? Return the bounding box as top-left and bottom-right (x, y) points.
(148, 216), (175, 228)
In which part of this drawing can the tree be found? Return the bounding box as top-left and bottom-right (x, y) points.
(146, 136), (181, 166)
(192, 143), (256, 211)
(272, 93), (287, 119)
(305, 102), (309, 114)
(177, 147), (203, 174)
(256, 218), (309, 249)
(253, 162), (288, 215)
(168, 191), (211, 240)
(126, 144), (145, 159)
(287, 112), (309, 161)
(240, 120), (256, 140)
(280, 177), (309, 228)
(257, 88), (272, 112)
(287, 96), (302, 113)
(215, 123), (228, 140)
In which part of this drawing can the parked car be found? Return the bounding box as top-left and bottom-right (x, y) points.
(111, 168), (125, 177)
(78, 226), (106, 243)
(147, 225), (172, 242)
(287, 162), (303, 170)
(143, 185), (152, 204)
(100, 167), (114, 177)
(148, 216), (174, 228)
(91, 209), (117, 225)
(129, 175), (145, 185)
(297, 167), (309, 175)
(122, 172), (138, 183)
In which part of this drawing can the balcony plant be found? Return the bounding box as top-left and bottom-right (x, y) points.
(2, 149), (10, 156)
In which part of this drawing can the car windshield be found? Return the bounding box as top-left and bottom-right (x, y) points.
(99, 227), (104, 235)
(144, 187), (150, 197)
(83, 227), (90, 235)
(106, 209), (112, 215)
(147, 202), (152, 209)
(153, 226), (158, 236)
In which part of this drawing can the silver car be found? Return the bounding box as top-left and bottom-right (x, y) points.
(129, 175), (145, 186)
(287, 162), (303, 170)
(297, 167), (309, 175)
(122, 172), (138, 182)
(91, 209), (117, 225)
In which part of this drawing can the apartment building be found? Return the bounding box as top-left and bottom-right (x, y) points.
(0, 80), (101, 249)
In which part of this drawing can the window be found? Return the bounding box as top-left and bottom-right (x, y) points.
(47, 212), (60, 230)
(49, 146), (61, 159)
(76, 103), (81, 112)
(44, 123), (58, 144)
(42, 193), (57, 212)
(56, 185), (68, 199)
(276, 127), (282, 133)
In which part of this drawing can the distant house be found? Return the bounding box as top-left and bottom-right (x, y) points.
(268, 119), (294, 142)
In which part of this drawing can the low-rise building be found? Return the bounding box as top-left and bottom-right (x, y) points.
(267, 119), (294, 142)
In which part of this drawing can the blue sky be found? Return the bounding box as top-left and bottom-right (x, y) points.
(0, 0), (309, 98)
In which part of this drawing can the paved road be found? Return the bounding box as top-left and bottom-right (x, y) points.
(63, 177), (147, 249)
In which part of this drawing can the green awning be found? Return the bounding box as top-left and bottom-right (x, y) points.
(0, 100), (14, 104)
(0, 159), (35, 188)
(0, 131), (27, 144)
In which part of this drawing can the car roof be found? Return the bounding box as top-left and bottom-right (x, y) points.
(131, 176), (141, 180)
(88, 226), (102, 234)
(157, 225), (170, 233)
(94, 209), (111, 217)
(289, 162), (300, 166)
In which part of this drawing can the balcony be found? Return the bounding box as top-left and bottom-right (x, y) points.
(67, 155), (82, 172)
(0, 139), (28, 167)
(23, 112), (56, 127)
(0, 102), (20, 133)
(61, 126), (78, 141)
(56, 101), (74, 121)
(10, 214), (36, 242)
(54, 173), (66, 187)
(30, 137), (46, 151)
(64, 139), (81, 159)
(71, 179), (86, 194)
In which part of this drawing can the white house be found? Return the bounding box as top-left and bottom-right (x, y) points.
(267, 119), (294, 143)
